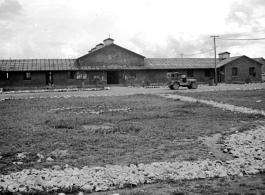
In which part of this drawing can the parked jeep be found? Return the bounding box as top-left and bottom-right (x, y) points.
(167, 72), (198, 90)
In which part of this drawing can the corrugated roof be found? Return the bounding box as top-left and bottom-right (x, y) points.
(0, 59), (79, 71)
(216, 56), (243, 68)
(0, 56), (263, 71)
(253, 57), (265, 65)
(145, 58), (220, 69)
(0, 59), (147, 71)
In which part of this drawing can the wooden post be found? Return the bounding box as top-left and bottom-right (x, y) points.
(210, 35), (219, 85)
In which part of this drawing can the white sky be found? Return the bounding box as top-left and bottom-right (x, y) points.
(0, 0), (265, 59)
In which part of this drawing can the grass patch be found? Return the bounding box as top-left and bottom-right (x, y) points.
(177, 90), (265, 111)
(0, 94), (264, 174)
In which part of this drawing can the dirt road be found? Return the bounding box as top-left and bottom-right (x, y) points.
(0, 83), (264, 99)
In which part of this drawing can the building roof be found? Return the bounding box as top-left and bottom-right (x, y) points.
(216, 56), (263, 68)
(0, 59), (79, 71)
(253, 57), (265, 65)
(0, 56), (263, 71)
(0, 59), (147, 71)
(103, 38), (114, 42)
(218, 51), (231, 55)
(145, 58), (220, 69)
(79, 43), (146, 60)
(216, 56), (243, 68)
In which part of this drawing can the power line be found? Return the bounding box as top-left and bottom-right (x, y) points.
(217, 37), (265, 40)
(140, 48), (214, 56)
(218, 29), (265, 37)
(183, 48), (214, 56)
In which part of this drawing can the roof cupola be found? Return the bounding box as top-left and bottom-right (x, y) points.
(103, 38), (114, 46)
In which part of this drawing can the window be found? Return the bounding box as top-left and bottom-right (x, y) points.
(205, 69), (211, 77)
(24, 72), (31, 80)
(76, 71), (87, 80)
(129, 71), (136, 78)
(187, 69), (193, 77)
(67, 71), (74, 79)
(232, 67), (238, 76)
(149, 71), (155, 77)
(0, 72), (9, 80)
(249, 67), (256, 77)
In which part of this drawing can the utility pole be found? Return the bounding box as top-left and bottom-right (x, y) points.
(210, 35), (219, 85)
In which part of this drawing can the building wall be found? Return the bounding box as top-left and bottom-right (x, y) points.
(224, 57), (262, 83)
(53, 71), (108, 87)
(79, 45), (145, 67)
(146, 69), (214, 84)
(1, 57), (262, 90)
(0, 71), (46, 89)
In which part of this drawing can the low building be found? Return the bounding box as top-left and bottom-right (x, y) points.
(217, 52), (263, 83)
(0, 38), (263, 90)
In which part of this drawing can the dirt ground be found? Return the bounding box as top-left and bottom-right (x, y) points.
(1, 83), (265, 99)
(90, 174), (265, 195)
(1, 84), (265, 195)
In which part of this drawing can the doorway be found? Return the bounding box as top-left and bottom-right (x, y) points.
(107, 71), (119, 84)
(46, 72), (53, 85)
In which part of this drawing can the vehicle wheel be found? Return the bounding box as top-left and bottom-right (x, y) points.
(173, 82), (180, 90)
(191, 82), (198, 89)
(169, 86), (174, 90)
(187, 86), (192, 89)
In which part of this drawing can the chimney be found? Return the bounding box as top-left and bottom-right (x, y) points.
(103, 38), (114, 46)
(218, 52), (231, 60)
(95, 43), (104, 50)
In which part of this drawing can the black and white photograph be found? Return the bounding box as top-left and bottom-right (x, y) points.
(0, 0), (265, 194)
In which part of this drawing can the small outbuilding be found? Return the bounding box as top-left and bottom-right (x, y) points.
(217, 54), (262, 83)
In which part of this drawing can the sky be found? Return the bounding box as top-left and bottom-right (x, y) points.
(0, 0), (265, 59)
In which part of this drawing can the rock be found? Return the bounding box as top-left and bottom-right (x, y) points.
(12, 161), (23, 165)
(46, 157), (54, 161)
(37, 153), (44, 159)
(34, 176), (45, 186)
(17, 152), (27, 159)
(148, 172), (156, 178)
(52, 165), (61, 170)
(18, 185), (27, 192)
(45, 181), (53, 188)
(82, 184), (93, 191)
(17, 174), (28, 183)
(50, 149), (68, 158)
(7, 184), (19, 193)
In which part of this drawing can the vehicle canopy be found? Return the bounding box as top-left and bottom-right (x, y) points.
(167, 72), (186, 79)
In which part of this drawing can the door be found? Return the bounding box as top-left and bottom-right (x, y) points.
(218, 67), (225, 83)
(46, 72), (53, 85)
(107, 71), (119, 84)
